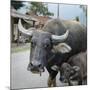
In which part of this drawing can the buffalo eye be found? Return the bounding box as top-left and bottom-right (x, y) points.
(44, 43), (50, 48)
(43, 39), (51, 48)
(66, 69), (70, 73)
(31, 41), (36, 47)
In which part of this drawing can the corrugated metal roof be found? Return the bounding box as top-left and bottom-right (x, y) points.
(11, 8), (38, 22)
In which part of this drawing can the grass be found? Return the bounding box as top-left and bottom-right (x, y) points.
(11, 47), (30, 53)
(11, 43), (31, 53)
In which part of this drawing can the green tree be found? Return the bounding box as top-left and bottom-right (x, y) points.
(75, 16), (79, 21)
(11, 1), (24, 10)
(28, 2), (54, 16)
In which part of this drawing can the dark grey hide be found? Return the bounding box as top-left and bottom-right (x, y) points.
(28, 31), (52, 73)
(27, 19), (71, 73)
(18, 18), (87, 86)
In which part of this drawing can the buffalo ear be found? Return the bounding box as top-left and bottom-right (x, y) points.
(52, 43), (72, 53)
(73, 66), (80, 71)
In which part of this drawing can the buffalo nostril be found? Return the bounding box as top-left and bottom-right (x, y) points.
(30, 63), (33, 66)
(27, 66), (31, 71)
(27, 63), (33, 71)
(38, 64), (42, 68)
(60, 76), (64, 81)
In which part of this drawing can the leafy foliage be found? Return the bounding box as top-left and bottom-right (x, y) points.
(75, 16), (79, 21)
(11, 1), (54, 16)
(29, 2), (54, 16)
(11, 1), (24, 10)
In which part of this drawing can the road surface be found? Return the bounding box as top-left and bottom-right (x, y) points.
(11, 50), (67, 89)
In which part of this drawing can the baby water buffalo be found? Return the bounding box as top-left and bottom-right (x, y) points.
(60, 52), (87, 86)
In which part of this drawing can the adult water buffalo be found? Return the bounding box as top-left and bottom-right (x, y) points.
(18, 18), (87, 87)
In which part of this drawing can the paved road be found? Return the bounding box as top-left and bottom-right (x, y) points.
(11, 50), (67, 89)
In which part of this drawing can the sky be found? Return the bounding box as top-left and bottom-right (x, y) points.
(47, 3), (86, 25)
(17, 2), (86, 26)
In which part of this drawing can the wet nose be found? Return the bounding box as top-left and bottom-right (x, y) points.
(31, 60), (42, 68)
(27, 61), (45, 73)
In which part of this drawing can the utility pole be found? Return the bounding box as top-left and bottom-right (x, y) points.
(57, 3), (59, 18)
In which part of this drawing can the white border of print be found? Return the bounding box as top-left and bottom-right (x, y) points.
(0, 0), (89, 90)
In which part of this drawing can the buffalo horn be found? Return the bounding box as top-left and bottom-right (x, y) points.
(51, 30), (69, 42)
(18, 19), (34, 36)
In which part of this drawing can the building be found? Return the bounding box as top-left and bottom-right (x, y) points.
(11, 7), (38, 44)
(11, 7), (51, 44)
(26, 12), (51, 29)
